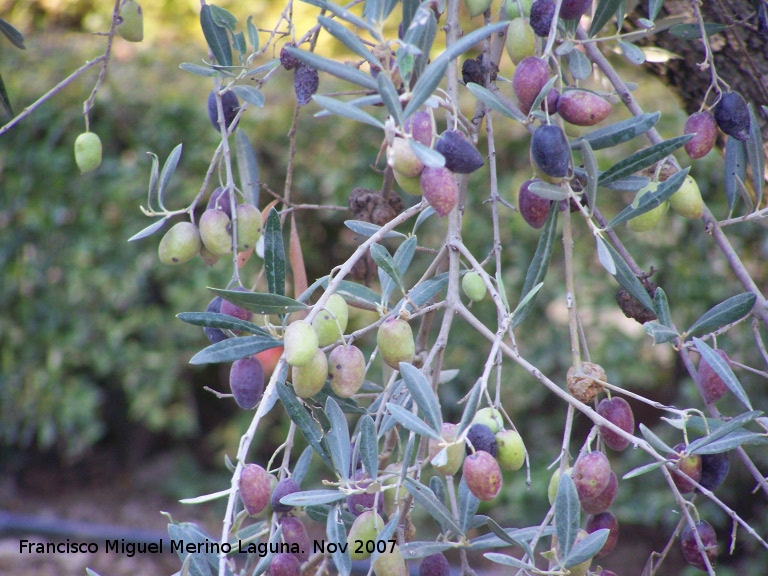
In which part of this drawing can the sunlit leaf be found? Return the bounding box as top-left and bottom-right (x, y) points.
(179, 63), (218, 77)
(686, 410), (762, 455)
(318, 16), (378, 66)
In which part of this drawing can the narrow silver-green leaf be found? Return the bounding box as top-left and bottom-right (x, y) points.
(602, 241), (656, 314)
(235, 130), (260, 206)
(400, 363), (442, 434)
(369, 511), (401, 567)
(393, 271), (449, 313)
(277, 381), (333, 468)
(146, 152), (160, 211)
(649, 0), (665, 20)
(622, 460), (664, 480)
(566, 49), (593, 80)
(200, 4), (232, 67)
(359, 415), (378, 479)
(292, 445), (314, 486)
(0, 17), (25, 49)
(371, 243), (405, 294)
(400, 541), (455, 559)
(606, 168), (689, 229)
(377, 71), (403, 127)
(209, 288), (308, 314)
(409, 140), (445, 168)
(555, 473), (580, 560)
(386, 402), (442, 440)
(686, 410), (762, 455)
(318, 16), (378, 66)
(528, 180), (570, 201)
(189, 334), (282, 364)
(403, 59), (448, 120)
(404, 478), (464, 535)
(344, 220), (406, 239)
(246, 16), (259, 51)
(654, 287), (674, 328)
(381, 235), (416, 303)
(724, 136), (746, 214)
(693, 338), (753, 410)
(484, 553), (538, 569)
(564, 529), (609, 568)
(413, 206), (436, 233)
(404, 22), (508, 119)
(619, 40), (645, 64)
(209, 5), (237, 31)
(512, 204), (558, 328)
(458, 475), (480, 533)
(284, 47), (377, 90)
(529, 76), (558, 118)
(588, 0), (623, 37)
(303, 0), (382, 40)
(458, 380), (483, 434)
(231, 85), (264, 108)
(327, 505), (351, 576)
(686, 293), (756, 338)
(280, 489), (346, 506)
(595, 235), (616, 275)
(570, 112), (660, 150)
(598, 135), (692, 187)
(177, 311), (271, 336)
(668, 22), (726, 40)
(313, 95), (384, 129)
(639, 423), (674, 453)
(179, 63), (218, 77)
(746, 104), (764, 208)
(325, 397), (351, 482)
(305, 504), (357, 527)
(466, 82), (526, 122)
(128, 217), (168, 242)
(251, 525), (282, 576)
(158, 143), (183, 210)
(264, 208), (285, 296)
(580, 140), (598, 216)
(643, 321), (679, 345)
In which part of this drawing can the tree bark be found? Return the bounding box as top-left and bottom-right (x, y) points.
(629, 0), (768, 144)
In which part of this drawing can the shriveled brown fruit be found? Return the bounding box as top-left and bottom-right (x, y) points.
(615, 279), (658, 324)
(567, 361), (606, 403)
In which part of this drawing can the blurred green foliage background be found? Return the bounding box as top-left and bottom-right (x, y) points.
(2, 0), (768, 572)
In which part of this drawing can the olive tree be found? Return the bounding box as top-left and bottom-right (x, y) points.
(2, 0), (767, 574)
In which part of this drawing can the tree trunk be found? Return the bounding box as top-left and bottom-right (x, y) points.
(629, 0), (768, 145)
